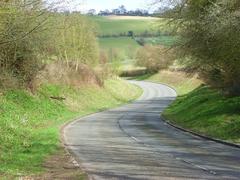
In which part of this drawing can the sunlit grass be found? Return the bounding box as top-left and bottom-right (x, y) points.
(99, 37), (140, 58)
(89, 16), (159, 36)
(134, 70), (202, 95)
(0, 79), (142, 177)
(163, 86), (240, 143)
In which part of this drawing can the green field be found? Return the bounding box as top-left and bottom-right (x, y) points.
(91, 16), (177, 68)
(99, 37), (140, 58)
(92, 16), (169, 69)
(137, 36), (179, 47)
(0, 79), (142, 177)
(89, 16), (159, 36)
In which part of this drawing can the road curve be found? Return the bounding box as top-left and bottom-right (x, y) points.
(64, 81), (240, 180)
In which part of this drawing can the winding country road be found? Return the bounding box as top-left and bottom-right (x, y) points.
(64, 81), (240, 180)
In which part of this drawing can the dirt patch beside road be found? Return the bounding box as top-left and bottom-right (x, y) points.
(22, 149), (87, 180)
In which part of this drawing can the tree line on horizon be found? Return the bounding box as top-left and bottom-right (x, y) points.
(88, 5), (150, 16)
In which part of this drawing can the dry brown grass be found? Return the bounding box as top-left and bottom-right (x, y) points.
(31, 61), (103, 91)
(137, 70), (202, 95)
(0, 71), (20, 90)
(20, 149), (87, 180)
(152, 70), (202, 95)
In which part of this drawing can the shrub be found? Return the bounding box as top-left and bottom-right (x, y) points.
(33, 61), (103, 90)
(0, 2), (45, 87)
(158, 0), (240, 95)
(0, 3), (101, 90)
(47, 13), (99, 69)
(135, 45), (174, 73)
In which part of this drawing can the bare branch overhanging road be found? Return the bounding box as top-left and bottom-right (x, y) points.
(64, 81), (240, 180)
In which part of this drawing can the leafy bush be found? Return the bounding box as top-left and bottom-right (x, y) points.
(48, 13), (99, 68)
(0, 1), (45, 87)
(135, 45), (174, 73)
(97, 49), (123, 78)
(33, 61), (104, 90)
(182, 0), (240, 95)
(160, 0), (240, 95)
(0, 2), (100, 90)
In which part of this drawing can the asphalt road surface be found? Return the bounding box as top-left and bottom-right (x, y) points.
(64, 81), (240, 180)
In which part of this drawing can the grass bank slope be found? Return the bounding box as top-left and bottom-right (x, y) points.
(163, 86), (240, 143)
(134, 70), (202, 95)
(0, 79), (142, 177)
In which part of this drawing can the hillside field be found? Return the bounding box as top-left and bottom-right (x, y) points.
(99, 37), (140, 58)
(91, 16), (175, 70)
(89, 16), (160, 36)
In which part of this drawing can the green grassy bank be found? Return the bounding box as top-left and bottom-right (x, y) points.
(0, 79), (142, 177)
(163, 86), (240, 143)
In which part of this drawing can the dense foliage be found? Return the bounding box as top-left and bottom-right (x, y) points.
(48, 14), (99, 68)
(136, 45), (174, 72)
(158, 0), (240, 95)
(0, 1), (99, 89)
(0, 1), (46, 86)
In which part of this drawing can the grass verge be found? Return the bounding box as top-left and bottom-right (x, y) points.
(163, 86), (240, 143)
(0, 78), (142, 178)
